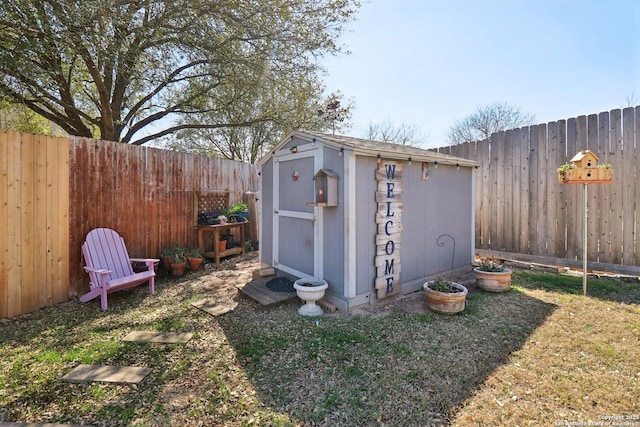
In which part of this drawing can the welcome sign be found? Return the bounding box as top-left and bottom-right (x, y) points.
(374, 161), (403, 299)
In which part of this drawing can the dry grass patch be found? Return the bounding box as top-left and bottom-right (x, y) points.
(0, 257), (639, 426)
(452, 272), (640, 425)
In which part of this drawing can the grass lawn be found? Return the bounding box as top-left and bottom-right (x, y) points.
(1, 253), (639, 426)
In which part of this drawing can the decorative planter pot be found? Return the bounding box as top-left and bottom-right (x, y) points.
(218, 240), (227, 252)
(293, 278), (329, 316)
(171, 262), (186, 276)
(423, 281), (468, 314)
(474, 268), (512, 292)
(188, 257), (204, 271)
(161, 255), (173, 270)
(558, 167), (613, 184)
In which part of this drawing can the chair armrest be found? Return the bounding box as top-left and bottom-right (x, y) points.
(130, 258), (160, 263)
(84, 266), (111, 275)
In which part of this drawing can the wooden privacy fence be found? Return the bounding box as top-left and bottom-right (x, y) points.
(0, 131), (70, 319)
(437, 106), (639, 274)
(1, 131), (259, 318)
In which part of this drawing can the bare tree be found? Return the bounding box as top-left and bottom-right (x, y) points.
(624, 91), (639, 107)
(447, 102), (536, 145)
(365, 120), (427, 147)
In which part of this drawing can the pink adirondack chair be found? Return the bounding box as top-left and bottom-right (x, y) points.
(79, 228), (159, 311)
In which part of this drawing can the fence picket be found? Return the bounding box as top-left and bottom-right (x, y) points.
(609, 110), (623, 264)
(586, 114), (600, 261)
(621, 107), (636, 265)
(635, 107), (640, 265)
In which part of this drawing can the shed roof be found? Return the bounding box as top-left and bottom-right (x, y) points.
(260, 130), (480, 167)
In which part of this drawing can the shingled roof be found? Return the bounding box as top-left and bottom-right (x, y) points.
(263, 130), (479, 167)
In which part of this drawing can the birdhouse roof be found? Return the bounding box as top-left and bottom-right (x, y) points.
(570, 150), (599, 163)
(313, 169), (338, 179)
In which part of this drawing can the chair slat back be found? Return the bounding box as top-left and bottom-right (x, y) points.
(82, 228), (134, 283)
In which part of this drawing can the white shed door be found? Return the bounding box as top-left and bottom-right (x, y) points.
(272, 148), (321, 278)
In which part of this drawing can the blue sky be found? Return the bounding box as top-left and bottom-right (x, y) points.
(322, 0), (640, 147)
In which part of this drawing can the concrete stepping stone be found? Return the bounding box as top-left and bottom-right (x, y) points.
(122, 331), (193, 343)
(61, 364), (151, 384)
(191, 299), (237, 316)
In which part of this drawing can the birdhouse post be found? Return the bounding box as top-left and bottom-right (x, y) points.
(557, 150), (613, 295)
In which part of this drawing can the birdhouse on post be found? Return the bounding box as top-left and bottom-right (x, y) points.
(557, 150), (613, 184)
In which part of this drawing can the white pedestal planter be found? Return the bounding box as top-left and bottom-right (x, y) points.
(293, 278), (328, 316)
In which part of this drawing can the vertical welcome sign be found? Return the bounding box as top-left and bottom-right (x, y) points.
(375, 161), (403, 299)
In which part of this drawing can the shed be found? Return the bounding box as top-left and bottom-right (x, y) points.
(258, 130), (480, 311)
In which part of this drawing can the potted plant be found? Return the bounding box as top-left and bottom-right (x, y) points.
(474, 259), (512, 292)
(217, 215), (228, 225)
(423, 277), (468, 314)
(423, 233), (468, 314)
(228, 202), (249, 222)
(557, 163), (576, 182)
(188, 247), (204, 271)
(170, 250), (186, 276)
(597, 163), (614, 180)
(218, 236), (227, 253)
(160, 247), (176, 270)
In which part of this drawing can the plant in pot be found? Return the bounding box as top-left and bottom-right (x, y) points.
(218, 237), (227, 253)
(556, 163), (576, 182)
(423, 234), (468, 314)
(228, 202), (249, 222)
(160, 247), (177, 270)
(474, 259), (512, 292)
(423, 276), (468, 314)
(188, 247), (204, 271)
(170, 250), (186, 276)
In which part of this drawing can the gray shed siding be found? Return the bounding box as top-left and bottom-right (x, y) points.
(260, 159), (274, 264)
(400, 163), (474, 287)
(355, 156), (378, 297)
(321, 145), (346, 295)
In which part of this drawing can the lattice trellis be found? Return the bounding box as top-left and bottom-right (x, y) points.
(194, 191), (229, 225)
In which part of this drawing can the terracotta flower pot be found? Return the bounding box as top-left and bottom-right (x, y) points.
(423, 281), (468, 314)
(474, 267), (512, 292)
(188, 257), (203, 271)
(171, 262), (186, 276)
(161, 255), (172, 270)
